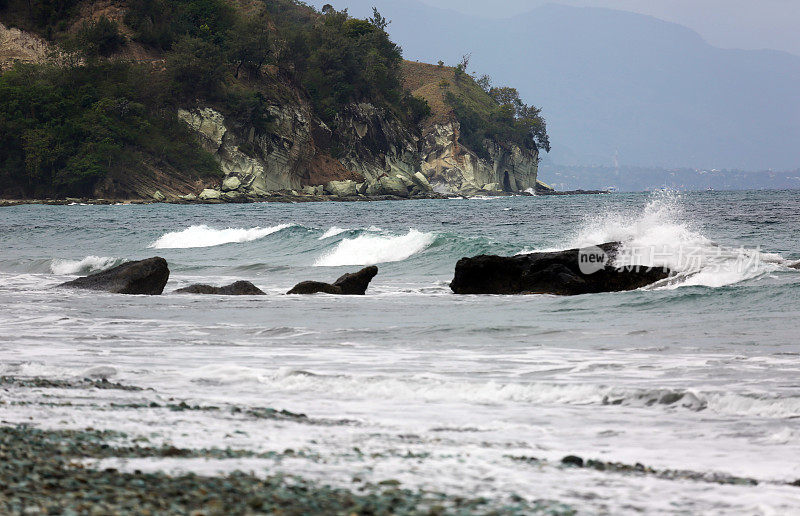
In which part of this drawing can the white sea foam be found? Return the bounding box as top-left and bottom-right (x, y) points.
(318, 227), (349, 240)
(314, 229), (435, 266)
(181, 364), (800, 418)
(50, 256), (121, 275)
(567, 190), (784, 288)
(149, 224), (293, 249)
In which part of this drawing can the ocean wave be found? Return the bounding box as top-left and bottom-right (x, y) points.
(183, 365), (800, 417)
(318, 227), (349, 240)
(314, 229), (436, 266)
(566, 190), (785, 288)
(50, 256), (123, 275)
(149, 224), (294, 249)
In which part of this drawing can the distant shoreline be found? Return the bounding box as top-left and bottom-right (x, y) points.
(0, 190), (609, 207)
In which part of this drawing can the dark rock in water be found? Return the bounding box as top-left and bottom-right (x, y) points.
(174, 281), (265, 295)
(561, 455), (585, 467)
(450, 242), (670, 295)
(287, 266), (378, 295)
(287, 281), (342, 295)
(789, 261), (800, 270)
(58, 257), (169, 295)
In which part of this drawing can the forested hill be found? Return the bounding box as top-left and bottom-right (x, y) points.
(0, 0), (549, 200)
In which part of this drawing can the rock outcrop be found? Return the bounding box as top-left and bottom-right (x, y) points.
(0, 22), (51, 70)
(450, 243), (671, 295)
(178, 95), (538, 200)
(174, 281), (265, 295)
(324, 180), (358, 197)
(58, 257), (169, 295)
(421, 122), (539, 194)
(287, 266), (379, 295)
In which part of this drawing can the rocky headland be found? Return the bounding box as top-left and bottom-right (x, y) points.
(0, 1), (558, 203)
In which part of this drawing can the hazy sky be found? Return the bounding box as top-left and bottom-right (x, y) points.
(420, 0), (800, 55)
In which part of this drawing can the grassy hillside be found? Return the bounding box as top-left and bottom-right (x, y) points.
(402, 60), (493, 126)
(402, 60), (549, 160)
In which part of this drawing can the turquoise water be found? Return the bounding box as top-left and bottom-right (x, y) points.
(1, 190), (799, 513)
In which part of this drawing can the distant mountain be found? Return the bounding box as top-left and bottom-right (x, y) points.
(317, 1), (800, 171)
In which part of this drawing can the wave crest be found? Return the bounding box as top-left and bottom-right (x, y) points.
(50, 256), (122, 275)
(314, 229), (435, 266)
(149, 224), (293, 249)
(569, 190), (785, 288)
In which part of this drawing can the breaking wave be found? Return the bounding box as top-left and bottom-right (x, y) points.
(149, 224), (294, 249)
(50, 256), (123, 275)
(318, 227), (349, 240)
(314, 229), (436, 266)
(568, 190), (786, 288)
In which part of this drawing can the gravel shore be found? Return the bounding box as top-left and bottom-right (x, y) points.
(0, 425), (555, 515)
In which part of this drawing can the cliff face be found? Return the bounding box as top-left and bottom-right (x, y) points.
(173, 59), (539, 199)
(0, 4), (543, 200)
(420, 122), (538, 194)
(176, 101), (420, 199)
(178, 105), (537, 199)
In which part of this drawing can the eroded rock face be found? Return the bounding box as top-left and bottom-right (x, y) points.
(336, 103), (422, 185)
(421, 122), (538, 194)
(179, 101), (537, 199)
(287, 266), (379, 295)
(199, 189), (221, 200)
(324, 180), (358, 197)
(179, 105), (318, 195)
(174, 281), (265, 295)
(450, 243), (670, 295)
(58, 258), (169, 295)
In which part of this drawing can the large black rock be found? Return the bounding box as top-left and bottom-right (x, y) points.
(174, 281), (266, 295)
(287, 266), (378, 295)
(58, 257), (169, 295)
(450, 242), (670, 295)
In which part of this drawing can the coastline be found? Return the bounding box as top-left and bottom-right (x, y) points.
(0, 190), (608, 208)
(3, 374), (778, 515)
(0, 376), (562, 515)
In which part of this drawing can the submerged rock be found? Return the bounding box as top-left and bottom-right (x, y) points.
(58, 257), (169, 295)
(287, 266), (378, 295)
(174, 281), (265, 295)
(450, 242), (671, 295)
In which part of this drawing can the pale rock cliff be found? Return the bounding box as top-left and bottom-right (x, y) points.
(334, 103), (421, 184)
(0, 22), (51, 70)
(178, 105), (317, 195)
(421, 122), (538, 194)
(179, 105), (537, 198)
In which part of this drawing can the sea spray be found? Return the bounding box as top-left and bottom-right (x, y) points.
(149, 224), (294, 249)
(567, 190), (785, 288)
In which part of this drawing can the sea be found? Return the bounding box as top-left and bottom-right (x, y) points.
(1, 189), (799, 514)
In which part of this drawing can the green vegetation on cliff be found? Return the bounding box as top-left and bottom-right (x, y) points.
(0, 62), (218, 197)
(0, 0), (547, 198)
(403, 60), (549, 160)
